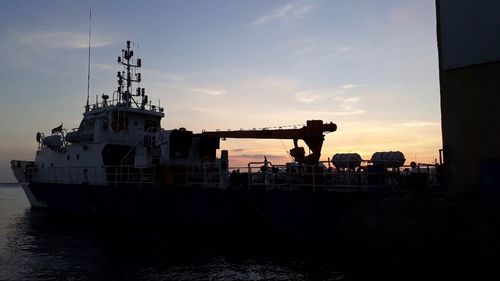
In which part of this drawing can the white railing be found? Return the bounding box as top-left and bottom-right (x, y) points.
(17, 160), (439, 192)
(86, 96), (164, 113)
(242, 160), (440, 193)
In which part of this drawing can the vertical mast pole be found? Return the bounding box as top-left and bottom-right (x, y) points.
(85, 8), (92, 112)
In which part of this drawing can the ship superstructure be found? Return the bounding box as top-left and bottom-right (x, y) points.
(30, 42), (164, 186)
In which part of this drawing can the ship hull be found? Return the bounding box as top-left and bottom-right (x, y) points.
(22, 181), (500, 262)
(20, 183), (50, 208)
(23, 182), (381, 238)
(26, 182), (266, 229)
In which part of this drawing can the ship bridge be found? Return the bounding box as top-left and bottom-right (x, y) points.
(65, 40), (164, 145)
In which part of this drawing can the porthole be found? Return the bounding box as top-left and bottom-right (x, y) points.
(76, 154), (80, 160)
(51, 163), (53, 167)
(67, 154), (70, 160)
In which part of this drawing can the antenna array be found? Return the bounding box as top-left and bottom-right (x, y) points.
(117, 41), (148, 109)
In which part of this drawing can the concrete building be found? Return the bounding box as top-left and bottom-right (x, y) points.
(436, 0), (500, 200)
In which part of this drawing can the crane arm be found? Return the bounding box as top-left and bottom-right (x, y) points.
(197, 120), (337, 164)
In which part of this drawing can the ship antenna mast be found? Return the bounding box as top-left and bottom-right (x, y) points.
(85, 7), (92, 112)
(117, 41), (143, 108)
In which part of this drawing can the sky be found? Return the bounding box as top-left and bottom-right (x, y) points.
(0, 0), (441, 182)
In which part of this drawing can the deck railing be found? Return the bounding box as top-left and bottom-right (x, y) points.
(16, 160), (439, 192)
(86, 96), (164, 113)
(242, 160), (439, 193)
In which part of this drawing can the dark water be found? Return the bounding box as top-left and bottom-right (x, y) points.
(3, 185), (499, 281)
(0, 185), (346, 281)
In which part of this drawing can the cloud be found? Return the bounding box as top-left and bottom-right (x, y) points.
(292, 2), (315, 18)
(291, 44), (318, 56)
(294, 85), (365, 116)
(305, 110), (366, 116)
(0, 29), (116, 74)
(191, 87), (227, 96)
(289, 40), (353, 67)
(294, 84), (360, 104)
(402, 121), (440, 127)
(17, 31), (111, 49)
(252, 1), (315, 26)
(338, 96), (361, 111)
(166, 76), (368, 131)
(331, 45), (351, 56)
(295, 90), (325, 103)
(316, 44), (351, 61)
(341, 84), (359, 89)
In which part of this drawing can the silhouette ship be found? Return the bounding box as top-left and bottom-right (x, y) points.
(11, 41), (438, 234)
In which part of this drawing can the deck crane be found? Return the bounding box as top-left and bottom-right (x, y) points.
(198, 120), (337, 165)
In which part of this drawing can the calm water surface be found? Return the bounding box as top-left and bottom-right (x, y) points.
(0, 185), (346, 280)
(2, 184), (497, 281)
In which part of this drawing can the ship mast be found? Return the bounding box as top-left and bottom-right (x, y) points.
(117, 41), (147, 109)
(85, 8), (92, 112)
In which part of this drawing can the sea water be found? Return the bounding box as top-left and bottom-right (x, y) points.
(3, 183), (497, 281)
(0, 184), (346, 281)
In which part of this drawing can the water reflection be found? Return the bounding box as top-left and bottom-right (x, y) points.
(0, 186), (345, 281)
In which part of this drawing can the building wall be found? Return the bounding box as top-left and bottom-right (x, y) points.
(437, 0), (500, 199)
(438, 0), (500, 70)
(439, 62), (500, 198)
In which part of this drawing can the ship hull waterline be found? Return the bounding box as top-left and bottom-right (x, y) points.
(22, 182), (377, 237)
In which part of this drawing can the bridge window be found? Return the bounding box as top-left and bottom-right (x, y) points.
(103, 118), (109, 130)
(145, 119), (159, 131)
(111, 111), (129, 132)
(79, 119), (95, 132)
